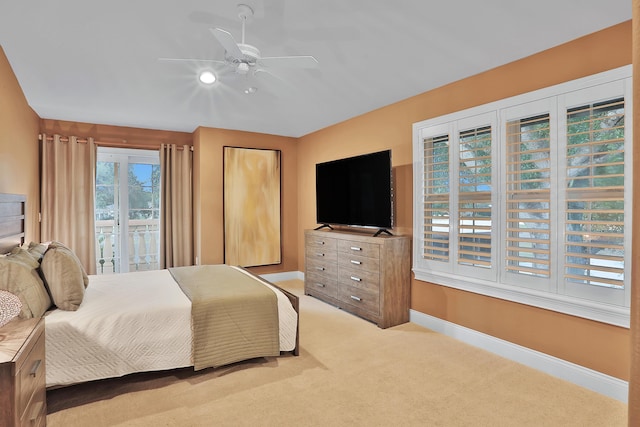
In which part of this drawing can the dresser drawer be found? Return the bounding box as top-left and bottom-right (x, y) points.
(305, 271), (338, 298)
(337, 240), (380, 259)
(305, 245), (338, 263)
(306, 256), (338, 278)
(306, 235), (337, 252)
(338, 266), (379, 293)
(338, 284), (380, 315)
(16, 325), (45, 425)
(338, 253), (380, 273)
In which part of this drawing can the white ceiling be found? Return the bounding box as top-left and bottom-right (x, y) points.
(0, 1), (631, 138)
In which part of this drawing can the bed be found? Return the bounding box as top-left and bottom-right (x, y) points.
(0, 193), (299, 388)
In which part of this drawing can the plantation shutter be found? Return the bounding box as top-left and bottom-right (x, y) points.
(505, 115), (551, 278)
(458, 126), (492, 268)
(564, 98), (625, 290)
(422, 134), (450, 263)
(414, 67), (632, 323)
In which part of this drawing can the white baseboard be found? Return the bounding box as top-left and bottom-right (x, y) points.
(260, 271), (304, 283)
(410, 310), (629, 403)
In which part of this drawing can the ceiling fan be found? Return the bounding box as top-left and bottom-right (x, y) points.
(161, 3), (318, 85)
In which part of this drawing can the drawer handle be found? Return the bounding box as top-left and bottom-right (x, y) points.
(315, 283), (326, 288)
(350, 295), (362, 302)
(316, 266), (325, 271)
(317, 241), (325, 245)
(350, 246), (362, 251)
(316, 253), (325, 257)
(350, 260), (361, 265)
(30, 359), (42, 377)
(30, 400), (44, 421)
(350, 276), (361, 282)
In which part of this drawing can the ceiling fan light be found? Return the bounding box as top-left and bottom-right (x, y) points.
(199, 70), (216, 84)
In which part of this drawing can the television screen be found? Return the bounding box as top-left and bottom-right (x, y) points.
(315, 150), (393, 230)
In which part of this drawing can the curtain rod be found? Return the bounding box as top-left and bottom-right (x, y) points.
(38, 134), (193, 151)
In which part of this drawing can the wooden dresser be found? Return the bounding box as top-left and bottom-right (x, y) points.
(0, 318), (46, 427)
(304, 229), (411, 328)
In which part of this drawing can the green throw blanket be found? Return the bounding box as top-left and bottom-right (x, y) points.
(169, 265), (279, 370)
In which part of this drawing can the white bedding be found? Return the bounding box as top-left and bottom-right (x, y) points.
(44, 267), (297, 387)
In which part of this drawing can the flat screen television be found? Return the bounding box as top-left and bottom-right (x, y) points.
(315, 149), (393, 234)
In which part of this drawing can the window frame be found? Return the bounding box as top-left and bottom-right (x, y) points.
(412, 65), (632, 328)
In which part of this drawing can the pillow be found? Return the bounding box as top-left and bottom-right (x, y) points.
(48, 241), (89, 288)
(40, 244), (86, 311)
(0, 290), (22, 327)
(0, 248), (52, 318)
(9, 246), (40, 268)
(24, 241), (49, 263)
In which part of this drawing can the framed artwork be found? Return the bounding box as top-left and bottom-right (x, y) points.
(223, 146), (281, 267)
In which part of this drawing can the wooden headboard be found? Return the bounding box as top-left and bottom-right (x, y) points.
(0, 194), (26, 254)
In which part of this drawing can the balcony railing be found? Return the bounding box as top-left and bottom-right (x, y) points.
(95, 219), (160, 274)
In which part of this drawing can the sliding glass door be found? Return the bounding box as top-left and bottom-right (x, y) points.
(95, 147), (160, 274)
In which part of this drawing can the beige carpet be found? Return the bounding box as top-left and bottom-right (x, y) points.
(46, 279), (627, 426)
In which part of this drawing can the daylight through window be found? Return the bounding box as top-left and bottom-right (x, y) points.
(412, 66), (632, 327)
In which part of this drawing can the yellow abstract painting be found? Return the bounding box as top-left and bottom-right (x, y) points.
(223, 147), (281, 267)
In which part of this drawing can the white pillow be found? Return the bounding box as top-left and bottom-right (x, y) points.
(0, 290), (22, 327)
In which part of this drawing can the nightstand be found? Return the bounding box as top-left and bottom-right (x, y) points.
(0, 317), (46, 427)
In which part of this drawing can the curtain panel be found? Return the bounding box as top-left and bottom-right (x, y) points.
(160, 144), (194, 268)
(40, 134), (97, 274)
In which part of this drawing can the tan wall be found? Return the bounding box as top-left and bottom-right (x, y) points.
(193, 127), (298, 276)
(0, 46), (41, 242)
(297, 21), (632, 380)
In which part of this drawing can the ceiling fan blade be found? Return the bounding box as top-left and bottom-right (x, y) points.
(158, 57), (226, 65)
(210, 28), (243, 60)
(258, 55), (319, 69)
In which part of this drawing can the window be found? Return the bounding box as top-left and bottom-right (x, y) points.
(412, 66), (632, 327)
(95, 148), (161, 274)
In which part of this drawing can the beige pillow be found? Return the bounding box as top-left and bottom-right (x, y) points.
(25, 241), (49, 263)
(0, 248), (52, 318)
(40, 244), (86, 311)
(9, 246), (40, 268)
(48, 241), (89, 288)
